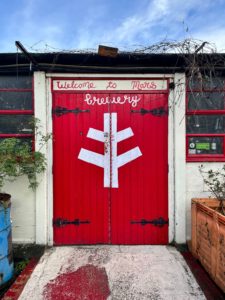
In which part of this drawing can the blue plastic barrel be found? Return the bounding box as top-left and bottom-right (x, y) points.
(0, 194), (13, 285)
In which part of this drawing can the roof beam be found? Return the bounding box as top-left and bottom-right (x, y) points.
(15, 41), (39, 67)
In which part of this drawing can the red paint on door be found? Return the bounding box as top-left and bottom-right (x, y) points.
(53, 93), (110, 244)
(53, 87), (168, 245)
(110, 93), (168, 244)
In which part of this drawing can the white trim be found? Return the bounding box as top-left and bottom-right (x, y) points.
(34, 72), (48, 245)
(168, 78), (175, 243)
(46, 77), (54, 246)
(12, 238), (35, 244)
(42, 72), (177, 245)
(46, 73), (173, 78)
(173, 73), (186, 243)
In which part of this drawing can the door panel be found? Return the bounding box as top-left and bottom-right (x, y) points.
(110, 93), (168, 244)
(53, 90), (168, 245)
(53, 93), (110, 244)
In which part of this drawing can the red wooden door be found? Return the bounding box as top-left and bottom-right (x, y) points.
(110, 93), (168, 244)
(53, 90), (168, 245)
(53, 93), (110, 244)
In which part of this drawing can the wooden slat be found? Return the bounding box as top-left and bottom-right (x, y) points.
(191, 198), (225, 292)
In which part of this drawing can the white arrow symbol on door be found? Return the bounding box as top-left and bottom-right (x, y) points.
(78, 113), (142, 188)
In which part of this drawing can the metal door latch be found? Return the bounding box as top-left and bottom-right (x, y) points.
(131, 107), (168, 116)
(53, 218), (90, 227)
(131, 217), (168, 227)
(52, 106), (90, 117)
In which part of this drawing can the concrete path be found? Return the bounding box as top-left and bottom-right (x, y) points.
(19, 246), (205, 300)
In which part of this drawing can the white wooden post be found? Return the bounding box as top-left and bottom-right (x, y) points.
(34, 72), (48, 244)
(174, 73), (186, 243)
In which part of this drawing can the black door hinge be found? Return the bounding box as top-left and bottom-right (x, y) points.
(52, 106), (90, 117)
(131, 107), (168, 116)
(53, 218), (90, 227)
(131, 217), (168, 227)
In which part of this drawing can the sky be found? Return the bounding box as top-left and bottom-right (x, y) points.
(1, 0), (225, 53)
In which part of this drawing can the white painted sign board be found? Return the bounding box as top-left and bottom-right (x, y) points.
(53, 79), (168, 91)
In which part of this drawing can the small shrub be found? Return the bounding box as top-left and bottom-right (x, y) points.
(199, 165), (225, 215)
(0, 119), (51, 192)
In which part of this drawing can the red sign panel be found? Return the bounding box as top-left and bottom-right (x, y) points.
(53, 80), (168, 245)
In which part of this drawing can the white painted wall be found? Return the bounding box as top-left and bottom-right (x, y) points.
(186, 162), (223, 242)
(8, 72), (50, 245)
(4, 177), (35, 243)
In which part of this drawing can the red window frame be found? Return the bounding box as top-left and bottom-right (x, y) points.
(0, 78), (34, 142)
(186, 80), (225, 162)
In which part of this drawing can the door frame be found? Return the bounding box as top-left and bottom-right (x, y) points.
(34, 72), (186, 245)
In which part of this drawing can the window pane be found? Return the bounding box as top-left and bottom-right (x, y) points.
(187, 115), (225, 133)
(188, 92), (225, 110)
(188, 77), (225, 90)
(0, 76), (32, 89)
(188, 137), (223, 155)
(0, 115), (33, 134)
(0, 91), (32, 110)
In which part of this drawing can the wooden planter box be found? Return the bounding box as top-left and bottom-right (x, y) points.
(191, 198), (225, 293)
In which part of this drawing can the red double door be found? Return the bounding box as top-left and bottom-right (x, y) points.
(53, 91), (168, 245)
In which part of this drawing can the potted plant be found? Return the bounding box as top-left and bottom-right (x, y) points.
(0, 119), (50, 286)
(191, 165), (225, 292)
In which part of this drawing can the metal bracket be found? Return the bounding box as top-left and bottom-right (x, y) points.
(131, 107), (168, 116)
(53, 218), (90, 227)
(52, 106), (90, 117)
(131, 217), (168, 227)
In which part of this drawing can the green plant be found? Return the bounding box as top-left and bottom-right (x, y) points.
(199, 165), (225, 215)
(0, 119), (51, 192)
(14, 259), (30, 274)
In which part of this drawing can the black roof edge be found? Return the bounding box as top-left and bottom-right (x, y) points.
(0, 52), (225, 75)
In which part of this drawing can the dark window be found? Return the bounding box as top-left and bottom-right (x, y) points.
(0, 76), (34, 141)
(0, 115), (33, 134)
(188, 92), (225, 111)
(0, 91), (33, 110)
(187, 115), (225, 134)
(188, 77), (225, 90)
(0, 76), (32, 89)
(187, 76), (225, 161)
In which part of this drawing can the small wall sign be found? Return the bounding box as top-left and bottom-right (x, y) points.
(53, 79), (168, 91)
